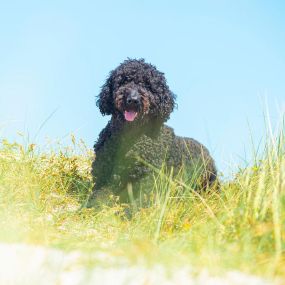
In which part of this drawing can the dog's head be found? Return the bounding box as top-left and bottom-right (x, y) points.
(97, 59), (176, 125)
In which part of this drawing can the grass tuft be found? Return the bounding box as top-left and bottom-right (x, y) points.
(0, 127), (284, 279)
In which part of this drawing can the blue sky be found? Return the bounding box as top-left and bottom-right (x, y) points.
(0, 1), (284, 175)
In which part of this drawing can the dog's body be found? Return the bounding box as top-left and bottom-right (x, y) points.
(88, 59), (217, 205)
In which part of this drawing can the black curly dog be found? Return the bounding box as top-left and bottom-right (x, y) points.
(87, 59), (217, 206)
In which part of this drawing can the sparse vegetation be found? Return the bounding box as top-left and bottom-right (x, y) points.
(0, 123), (284, 281)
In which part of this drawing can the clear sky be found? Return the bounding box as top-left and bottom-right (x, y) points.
(0, 0), (284, 175)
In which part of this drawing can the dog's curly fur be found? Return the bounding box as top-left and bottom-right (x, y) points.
(88, 59), (217, 205)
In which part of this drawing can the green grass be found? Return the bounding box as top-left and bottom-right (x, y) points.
(0, 126), (284, 280)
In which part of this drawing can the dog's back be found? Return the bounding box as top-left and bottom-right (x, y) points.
(167, 132), (218, 189)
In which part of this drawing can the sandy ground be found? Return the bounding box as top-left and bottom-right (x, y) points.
(0, 243), (277, 285)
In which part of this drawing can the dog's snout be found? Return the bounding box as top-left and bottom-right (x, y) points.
(126, 90), (140, 106)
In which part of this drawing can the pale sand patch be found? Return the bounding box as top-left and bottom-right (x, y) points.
(0, 243), (277, 285)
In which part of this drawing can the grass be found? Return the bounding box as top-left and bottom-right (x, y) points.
(0, 124), (284, 281)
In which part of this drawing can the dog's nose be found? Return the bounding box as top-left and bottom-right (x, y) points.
(126, 90), (140, 106)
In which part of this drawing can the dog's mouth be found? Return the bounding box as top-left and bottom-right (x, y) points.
(124, 110), (138, 122)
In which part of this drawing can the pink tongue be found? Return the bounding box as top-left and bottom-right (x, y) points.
(124, 111), (137, 121)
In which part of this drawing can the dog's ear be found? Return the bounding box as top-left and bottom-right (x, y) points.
(153, 84), (176, 122)
(158, 90), (176, 122)
(148, 68), (176, 122)
(96, 75), (114, 115)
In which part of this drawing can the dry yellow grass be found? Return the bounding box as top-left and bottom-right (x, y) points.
(0, 125), (284, 281)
